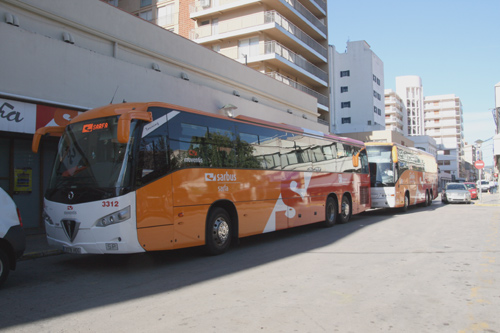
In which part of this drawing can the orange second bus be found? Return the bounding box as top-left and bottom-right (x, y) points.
(365, 142), (438, 211)
(33, 102), (371, 255)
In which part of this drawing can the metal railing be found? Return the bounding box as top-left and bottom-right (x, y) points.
(189, 11), (326, 59)
(190, 0), (326, 35)
(266, 71), (328, 107)
(264, 41), (327, 82)
(265, 11), (327, 58)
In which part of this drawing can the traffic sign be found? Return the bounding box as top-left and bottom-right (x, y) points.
(474, 160), (485, 169)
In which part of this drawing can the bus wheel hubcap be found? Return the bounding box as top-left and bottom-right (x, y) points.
(213, 218), (229, 245)
(342, 202), (350, 217)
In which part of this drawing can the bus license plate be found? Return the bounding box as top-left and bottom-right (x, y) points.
(63, 246), (82, 254)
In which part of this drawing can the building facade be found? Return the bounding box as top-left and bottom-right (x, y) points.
(384, 89), (407, 135)
(396, 76), (424, 136)
(424, 94), (465, 179)
(329, 41), (385, 134)
(110, 0), (330, 124)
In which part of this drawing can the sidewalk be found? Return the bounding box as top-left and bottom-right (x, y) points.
(474, 190), (500, 206)
(20, 191), (500, 260)
(20, 233), (62, 260)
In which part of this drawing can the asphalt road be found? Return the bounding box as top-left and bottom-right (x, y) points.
(1, 199), (499, 332)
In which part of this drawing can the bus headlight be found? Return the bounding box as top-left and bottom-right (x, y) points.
(96, 206), (131, 227)
(42, 210), (54, 225)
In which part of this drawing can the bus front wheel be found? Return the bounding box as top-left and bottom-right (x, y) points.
(339, 195), (351, 224)
(402, 193), (409, 212)
(322, 196), (338, 227)
(205, 207), (232, 256)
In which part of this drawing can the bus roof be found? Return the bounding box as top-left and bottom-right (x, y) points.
(365, 142), (436, 158)
(70, 102), (365, 147)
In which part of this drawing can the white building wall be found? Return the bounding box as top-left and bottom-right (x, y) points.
(396, 75), (424, 136)
(329, 41), (384, 134)
(424, 94), (465, 178)
(0, 0), (324, 132)
(384, 89), (407, 134)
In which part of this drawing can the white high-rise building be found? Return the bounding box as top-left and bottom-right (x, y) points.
(424, 94), (465, 178)
(329, 41), (384, 134)
(384, 89), (407, 135)
(396, 76), (424, 136)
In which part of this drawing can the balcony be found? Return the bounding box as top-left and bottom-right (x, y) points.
(257, 41), (328, 86)
(190, 11), (326, 62)
(190, 0), (327, 38)
(301, 0), (326, 16)
(267, 71), (328, 108)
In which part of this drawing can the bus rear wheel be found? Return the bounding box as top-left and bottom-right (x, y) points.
(205, 207), (232, 256)
(322, 196), (337, 228)
(339, 195), (351, 224)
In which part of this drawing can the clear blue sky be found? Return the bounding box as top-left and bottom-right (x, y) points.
(328, 0), (500, 165)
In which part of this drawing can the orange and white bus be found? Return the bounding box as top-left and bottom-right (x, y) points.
(365, 142), (438, 211)
(32, 102), (371, 255)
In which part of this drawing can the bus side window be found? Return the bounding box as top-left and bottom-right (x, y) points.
(237, 132), (262, 169)
(359, 149), (369, 174)
(238, 124), (282, 170)
(207, 125), (236, 168)
(337, 143), (355, 172)
(137, 121), (169, 185)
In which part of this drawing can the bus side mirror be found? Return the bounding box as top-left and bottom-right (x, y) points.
(32, 126), (65, 153)
(352, 153), (359, 168)
(117, 111), (153, 143)
(392, 145), (398, 163)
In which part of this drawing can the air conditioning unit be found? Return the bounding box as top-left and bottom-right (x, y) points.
(200, 0), (211, 8)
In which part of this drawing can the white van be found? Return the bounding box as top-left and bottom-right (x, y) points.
(477, 180), (490, 192)
(0, 188), (26, 287)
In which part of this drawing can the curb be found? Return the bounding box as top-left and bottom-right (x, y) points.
(20, 249), (63, 261)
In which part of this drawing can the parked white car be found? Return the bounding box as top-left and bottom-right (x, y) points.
(477, 180), (490, 192)
(442, 183), (471, 204)
(0, 188), (26, 287)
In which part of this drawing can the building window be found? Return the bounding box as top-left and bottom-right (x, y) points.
(340, 70), (350, 77)
(140, 0), (152, 7)
(139, 10), (153, 21)
(444, 150), (450, 155)
(341, 102), (351, 108)
(340, 86), (348, 93)
(238, 37), (259, 59)
(158, 4), (174, 26)
(374, 106), (377, 113)
(341, 117), (351, 124)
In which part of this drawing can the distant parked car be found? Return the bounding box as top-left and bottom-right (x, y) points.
(0, 188), (26, 288)
(442, 183), (471, 204)
(477, 180), (490, 193)
(463, 182), (478, 200)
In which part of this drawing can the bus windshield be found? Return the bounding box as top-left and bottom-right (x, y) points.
(366, 145), (395, 187)
(46, 116), (138, 203)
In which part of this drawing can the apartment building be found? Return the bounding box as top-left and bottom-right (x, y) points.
(110, 0), (329, 124)
(424, 94), (465, 179)
(384, 89), (407, 135)
(463, 143), (478, 181)
(329, 41), (385, 134)
(396, 76), (424, 136)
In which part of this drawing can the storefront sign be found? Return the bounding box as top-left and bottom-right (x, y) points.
(0, 99), (36, 133)
(0, 98), (81, 134)
(14, 168), (32, 193)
